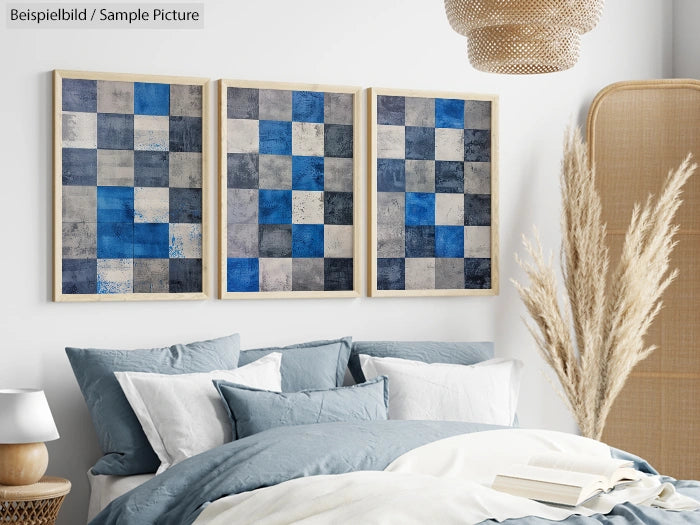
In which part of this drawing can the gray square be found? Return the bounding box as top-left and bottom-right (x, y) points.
(465, 100), (491, 130)
(170, 84), (202, 117)
(377, 223), (405, 258)
(260, 258), (292, 291)
(227, 224), (258, 257)
(405, 258), (435, 290)
(259, 155), (292, 189)
(169, 152), (202, 188)
(405, 160), (435, 192)
(98, 150), (134, 186)
(324, 93), (353, 125)
(134, 259), (169, 293)
(435, 258), (465, 289)
(324, 158), (353, 192)
(259, 89), (292, 121)
(292, 258), (324, 291)
(376, 192), (405, 225)
(405, 97), (435, 127)
(63, 186), (96, 223)
(464, 162), (491, 194)
(97, 81), (134, 114)
(62, 222), (96, 258)
(227, 188), (258, 224)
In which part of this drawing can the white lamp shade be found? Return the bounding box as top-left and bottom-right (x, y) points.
(0, 389), (60, 443)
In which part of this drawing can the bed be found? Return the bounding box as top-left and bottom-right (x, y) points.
(66, 334), (700, 525)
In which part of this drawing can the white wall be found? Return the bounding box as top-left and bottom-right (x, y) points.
(673, 0), (700, 78)
(0, 1), (675, 523)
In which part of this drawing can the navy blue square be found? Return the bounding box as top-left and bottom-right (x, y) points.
(435, 226), (464, 258)
(170, 258), (203, 293)
(259, 189), (292, 224)
(97, 186), (134, 222)
(464, 194), (491, 226)
(405, 126), (435, 160)
(134, 151), (169, 187)
(377, 258), (405, 290)
(435, 98), (465, 129)
(324, 191), (353, 225)
(325, 258), (353, 291)
(292, 156), (324, 191)
(259, 121), (293, 155)
(465, 129), (491, 162)
(134, 83), (170, 116)
(405, 226), (435, 257)
(227, 87), (259, 119)
(465, 258), (491, 289)
(169, 188), (202, 223)
(62, 258), (97, 294)
(170, 116), (202, 153)
(134, 223), (169, 258)
(97, 222), (133, 258)
(97, 114), (134, 150)
(63, 148), (97, 186)
(259, 224), (292, 257)
(292, 91), (324, 123)
(405, 192), (434, 226)
(62, 79), (96, 113)
(227, 258), (259, 292)
(435, 161), (464, 193)
(324, 124), (353, 158)
(292, 224), (324, 258)
(377, 95), (405, 126)
(377, 159), (405, 192)
(227, 153), (259, 189)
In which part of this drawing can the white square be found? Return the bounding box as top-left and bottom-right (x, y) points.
(435, 193), (464, 226)
(227, 119), (259, 154)
(169, 223), (202, 258)
(292, 191), (324, 224)
(465, 226), (491, 258)
(259, 258), (292, 292)
(435, 128), (464, 161)
(324, 225), (353, 258)
(405, 258), (435, 290)
(97, 259), (133, 294)
(376, 125), (405, 159)
(62, 112), (97, 149)
(134, 115), (169, 151)
(134, 187), (169, 223)
(292, 122), (324, 157)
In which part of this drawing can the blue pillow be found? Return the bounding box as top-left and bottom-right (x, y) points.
(238, 337), (351, 392)
(66, 333), (241, 475)
(348, 341), (494, 383)
(215, 376), (388, 439)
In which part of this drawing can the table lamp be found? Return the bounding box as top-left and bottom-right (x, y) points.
(0, 389), (60, 486)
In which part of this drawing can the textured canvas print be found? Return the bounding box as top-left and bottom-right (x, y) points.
(220, 80), (359, 298)
(369, 88), (498, 297)
(54, 70), (209, 301)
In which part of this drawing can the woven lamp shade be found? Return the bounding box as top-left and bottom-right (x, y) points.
(444, 0), (605, 74)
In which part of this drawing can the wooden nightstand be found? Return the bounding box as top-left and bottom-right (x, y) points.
(0, 476), (70, 524)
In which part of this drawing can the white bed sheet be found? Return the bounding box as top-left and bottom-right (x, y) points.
(87, 470), (154, 522)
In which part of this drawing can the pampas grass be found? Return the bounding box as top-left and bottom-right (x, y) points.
(513, 128), (696, 440)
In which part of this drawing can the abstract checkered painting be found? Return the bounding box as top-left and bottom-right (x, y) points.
(54, 71), (209, 301)
(220, 80), (359, 298)
(369, 88), (498, 296)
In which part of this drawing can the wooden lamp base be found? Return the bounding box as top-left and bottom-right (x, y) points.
(0, 443), (48, 486)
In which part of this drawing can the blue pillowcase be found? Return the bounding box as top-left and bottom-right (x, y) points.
(66, 334), (241, 475)
(348, 341), (494, 383)
(215, 376), (389, 439)
(238, 337), (352, 392)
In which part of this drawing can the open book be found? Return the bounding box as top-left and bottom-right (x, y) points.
(492, 451), (642, 506)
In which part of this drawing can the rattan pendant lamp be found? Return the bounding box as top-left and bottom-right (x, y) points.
(444, 0), (605, 74)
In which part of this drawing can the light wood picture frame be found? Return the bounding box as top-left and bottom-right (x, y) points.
(368, 87), (499, 297)
(219, 79), (361, 299)
(54, 70), (210, 302)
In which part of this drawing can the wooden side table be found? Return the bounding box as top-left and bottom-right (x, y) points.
(0, 476), (71, 525)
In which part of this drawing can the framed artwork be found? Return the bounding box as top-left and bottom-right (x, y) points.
(219, 79), (360, 299)
(368, 87), (499, 297)
(54, 70), (209, 301)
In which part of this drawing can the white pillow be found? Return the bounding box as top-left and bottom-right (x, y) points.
(115, 352), (282, 473)
(358, 355), (522, 426)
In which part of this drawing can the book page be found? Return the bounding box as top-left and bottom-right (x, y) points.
(498, 464), (607, 489)
(528, 452), (633, 479)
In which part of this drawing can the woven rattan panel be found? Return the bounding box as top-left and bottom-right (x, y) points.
(587, 79), (700, 480)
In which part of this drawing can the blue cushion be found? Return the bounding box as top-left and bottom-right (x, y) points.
(66, 334), (241, 475)
(215, 376), (389, 439)
(348, 341), (493, 383)
(238, 337), (351, 392)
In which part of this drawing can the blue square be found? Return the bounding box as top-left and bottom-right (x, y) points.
(435, 226), (464, 258)
(134, 151), (169, 187)
(227, 258), (259, 292)
(464, 194), (491, 226)
(405, 226), (435, 257)
(435, 161), (464, 193)
(169, 188), (202, 223)
(62, 258), (97, 294)
(377, 95), (405, 126)
(292, 224), (324, 258)
(292, 156), (324, 191)
(377, 159), (405, 192)
(97, 222), (133, 258)
(377, 258), (405, 290)
(97, 114), (134, 150)
(63, 148), (97, 186)
(405, 192), (435, 226)
(97, 186), (134, 223)
(405, 126), (435, 160)
(435, 98), (465, 129)
(134, 83), (170, 116)
(170, 116), (202, 152)
(292, 91), (324, 123)
(134, 223), (169, 258)
(63, 79), (97, 113)
(465, 258), (491, 289)
(259, 189), (292, 224)
(465, 129), (491, 162)
(259, 120), (292, 155)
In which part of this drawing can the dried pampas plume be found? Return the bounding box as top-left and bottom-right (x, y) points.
(513, 128), (696, 440)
